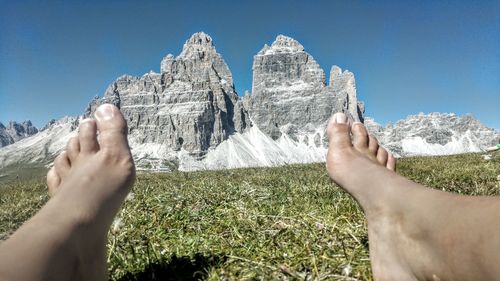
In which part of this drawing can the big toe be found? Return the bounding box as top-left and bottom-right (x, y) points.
(326, 112), (352, 149)
(94, 104), (130, 153)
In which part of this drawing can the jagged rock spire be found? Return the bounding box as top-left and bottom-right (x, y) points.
(185, 32), (213, 46)
(160, 32), (234, 86)
(0, 120), (38, 147)
(178, 32), (216, 59)
(273, 34), (304, 51)
(86, 32), (249, 159)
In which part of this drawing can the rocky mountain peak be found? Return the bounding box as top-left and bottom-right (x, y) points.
(178, 32), (217, 60)
(186, 32), (213, 46)
(160, 32), (233, 85)
(249, 35), (363, 140)
(328, 65), (361, 116)
(85, 32), (249, 161)
(0, 120), (39, 148)
(7, 120), (38, 137)
(260, 35), (305, 55)
(329, 65), (355, 88)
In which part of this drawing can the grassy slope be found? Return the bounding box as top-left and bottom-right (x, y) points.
(0, 163), (48, 187)
(0, 153), (499, 280)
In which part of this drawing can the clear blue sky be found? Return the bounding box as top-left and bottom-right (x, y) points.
(1, 0), (499, 129)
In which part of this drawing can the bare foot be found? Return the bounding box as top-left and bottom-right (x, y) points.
(326, 112), (500, 281)
(0, 104), (135, 281)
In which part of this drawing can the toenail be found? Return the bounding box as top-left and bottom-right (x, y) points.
(95, 104), (115, 121)
(334, 113), (348, 124)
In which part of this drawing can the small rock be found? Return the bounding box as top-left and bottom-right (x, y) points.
(342, 263), (352, 276)
(111, 218), (124, 234)
(315, 221), (325, 230)
(125, 192), (135, 201)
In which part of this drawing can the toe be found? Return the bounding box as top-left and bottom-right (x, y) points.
(376, 147), (389, 166)
(54, 151), (71, 177)
(47, 167), (61, 197)
(66, 136), (80, 162)
(326, 112), (352, 149)
(79, 119), (99, 153)
(368, 135), (379, 154)
(352, 122), (369, 150)
(94, 104), (130, 153)
(386, 154), (397, 171)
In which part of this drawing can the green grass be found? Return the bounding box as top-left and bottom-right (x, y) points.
(0, 163), (48, 186)
(0, 153), (499, 280)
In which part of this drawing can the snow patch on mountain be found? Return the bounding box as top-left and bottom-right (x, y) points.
(179, 123), (327, 171)
(401, 135), (479, 156)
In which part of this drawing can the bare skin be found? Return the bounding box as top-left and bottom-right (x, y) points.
(0, 104), (135, 281)
(326, 112), (500, 281)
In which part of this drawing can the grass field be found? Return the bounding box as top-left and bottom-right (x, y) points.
(0, 153), (499, 280)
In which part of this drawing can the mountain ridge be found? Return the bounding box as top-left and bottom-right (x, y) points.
(0, 32), (498, 172)
(365, 112), (499, 157)
(0, 120), (38, 148)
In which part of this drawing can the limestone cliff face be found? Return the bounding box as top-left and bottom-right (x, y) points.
(0, 123), (11, 147)
(247, 35), (363, 140)
(0, 33), (368, 171)
(85, 32), (249, 156)
(329, 65), (364, 119)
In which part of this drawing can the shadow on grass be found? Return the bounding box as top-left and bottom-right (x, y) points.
(114, 253), (226, 281)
